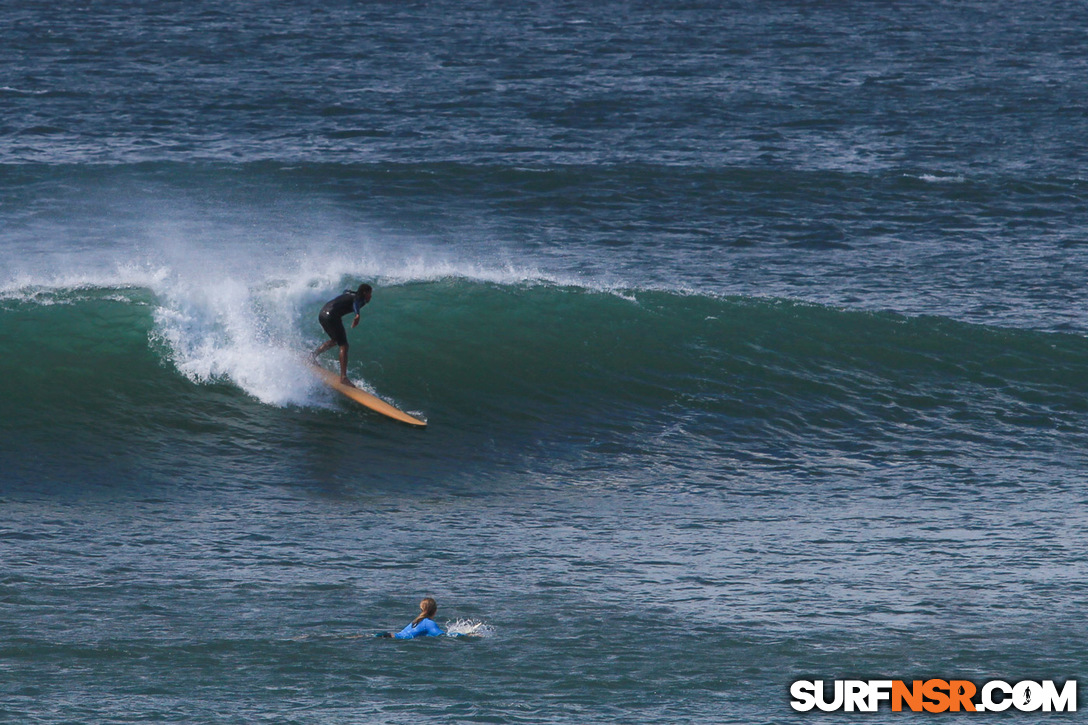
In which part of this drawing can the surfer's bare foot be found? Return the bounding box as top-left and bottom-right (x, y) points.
(340, 377), (355, 387)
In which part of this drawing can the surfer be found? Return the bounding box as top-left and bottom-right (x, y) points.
(312, 284), (372, 386)
(377, 597), (446, 639)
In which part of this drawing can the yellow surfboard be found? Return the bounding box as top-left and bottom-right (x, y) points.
(308, 362), (427, 428)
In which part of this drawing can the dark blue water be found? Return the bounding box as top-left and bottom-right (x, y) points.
(2, 1), (1086, 722)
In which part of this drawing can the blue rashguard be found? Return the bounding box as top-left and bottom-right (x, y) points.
(394, 617), (444, 639)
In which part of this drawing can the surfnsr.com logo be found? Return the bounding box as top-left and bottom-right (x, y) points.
(790, 679), (1077, 713)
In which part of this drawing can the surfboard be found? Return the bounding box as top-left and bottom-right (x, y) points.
(307, 362), (427, 428)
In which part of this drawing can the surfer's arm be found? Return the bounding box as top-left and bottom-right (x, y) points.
(351, 297), (362, 328)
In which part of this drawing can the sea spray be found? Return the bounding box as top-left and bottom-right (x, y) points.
(445, 619), (495, 638)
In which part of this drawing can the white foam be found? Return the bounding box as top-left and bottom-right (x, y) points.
(911, 173), (966, 184)
(0, 86), (50, 95)
(445, 619), (495, 637)
(150, 272), (324, 406)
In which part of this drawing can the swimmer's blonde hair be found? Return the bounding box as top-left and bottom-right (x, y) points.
(412, 597), (437, 626)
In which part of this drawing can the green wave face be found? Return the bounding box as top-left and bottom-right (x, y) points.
(2, 281), (1086, 492)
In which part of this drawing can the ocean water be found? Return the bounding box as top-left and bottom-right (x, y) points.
(2, 1), (1086, 722)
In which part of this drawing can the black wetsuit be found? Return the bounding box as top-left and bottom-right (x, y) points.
(318, 290), (365, 346)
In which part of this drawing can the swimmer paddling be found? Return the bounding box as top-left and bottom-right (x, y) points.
(377, 597), (446, 639)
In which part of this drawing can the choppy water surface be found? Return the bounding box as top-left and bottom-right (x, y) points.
(2, 1), (1086, 722)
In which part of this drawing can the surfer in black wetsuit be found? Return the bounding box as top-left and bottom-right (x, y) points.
(312, 284), (372, 386)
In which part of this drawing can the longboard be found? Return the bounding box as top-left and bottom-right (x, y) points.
(307, 362), (427, 427)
